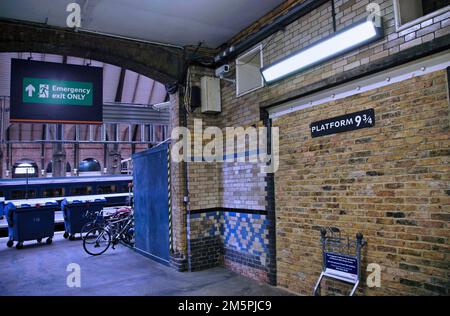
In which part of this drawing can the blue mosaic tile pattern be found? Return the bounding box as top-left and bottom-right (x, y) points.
(222, 212), (268, 265)
(188, 210), (269, 269)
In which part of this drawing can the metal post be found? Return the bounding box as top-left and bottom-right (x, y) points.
(52, 124), (66, 177)
(356, 233), (364, 280)
(0, 97), (3, 143)
(25, 168), (29, 200)
(321, 228), (327, 271)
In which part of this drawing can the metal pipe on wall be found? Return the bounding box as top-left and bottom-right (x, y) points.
(0, 97), (4, 143)
(6, 127), (11, 174)
(331, 0), (337, 32)
(180, 94), (191, 272)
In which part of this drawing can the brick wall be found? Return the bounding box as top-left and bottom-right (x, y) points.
(184, 66), (222, 211)
(168, 93), (188, 258)
(168, 0), (449, 288)
(221, 0), (450, 123)
(188, 211), (223, 270)
(206, 0), (450, 286)
(273, 70), (449, 295)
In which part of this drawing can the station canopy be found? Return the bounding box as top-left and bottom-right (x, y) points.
(0, 0), (284, 48)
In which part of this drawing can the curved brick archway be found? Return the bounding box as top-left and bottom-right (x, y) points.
(0, 20), (189, 260)
(0, 20), (184, 84)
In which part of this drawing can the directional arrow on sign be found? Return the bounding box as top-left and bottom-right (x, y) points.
(25, 84), (35, 97)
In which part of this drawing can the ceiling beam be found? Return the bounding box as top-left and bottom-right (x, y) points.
(0, 19), (185, 84)
(114, 67), (126, 103)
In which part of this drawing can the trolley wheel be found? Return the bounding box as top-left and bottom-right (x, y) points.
(37, 238), (42, 243)
(16, 242), (23, 249)
(6, 240), (14, 248)
(46, 238), (53, 245)
(63, 232), (69, 239)
(69, 235), (76, 241)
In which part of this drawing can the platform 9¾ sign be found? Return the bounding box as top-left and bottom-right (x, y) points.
(310, 109), (375, 138)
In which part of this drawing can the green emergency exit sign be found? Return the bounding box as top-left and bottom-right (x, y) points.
(22, 77), (93, 106)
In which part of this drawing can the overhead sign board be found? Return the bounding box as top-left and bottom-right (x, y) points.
(10, 59), (103, 124)
(310, 109), (375, 138)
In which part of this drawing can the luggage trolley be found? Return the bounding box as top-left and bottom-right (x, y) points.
(313, 228), (366, 296)
(5, 199), (59, 249)
(61, 196), (107, 240)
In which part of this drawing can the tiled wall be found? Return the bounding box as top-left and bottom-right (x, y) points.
(223, 212), (270, 282)
(188, 210), (270, 281)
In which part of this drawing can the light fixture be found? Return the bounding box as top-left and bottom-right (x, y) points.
(153, 101), (171, 110)
(261, 18), (384, 84)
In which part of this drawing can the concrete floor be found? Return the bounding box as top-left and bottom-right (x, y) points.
(0, 233), (290, 296)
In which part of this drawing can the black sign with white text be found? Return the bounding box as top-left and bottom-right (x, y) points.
(310, 109), (375, 138)
(325, 252), (358, 275)
(10, 59), (103, 124)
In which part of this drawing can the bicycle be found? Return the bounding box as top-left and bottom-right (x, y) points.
(79, 209), (107, 237)
(83, 209), (134, 256)
(80, 207), (132, 236)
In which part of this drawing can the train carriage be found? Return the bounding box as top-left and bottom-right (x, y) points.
(0, 175), (133, 201)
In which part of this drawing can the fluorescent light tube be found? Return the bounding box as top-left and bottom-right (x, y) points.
(261, 19), (383, 83)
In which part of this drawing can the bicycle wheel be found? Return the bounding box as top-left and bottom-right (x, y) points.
(81, 221), (104, 238)
(81, 222), (95, 237)
(121, 230), (135, 246)
(83, 228), (111, 256)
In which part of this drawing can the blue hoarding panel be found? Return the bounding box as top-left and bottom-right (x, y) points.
(133, 143), (170, 264)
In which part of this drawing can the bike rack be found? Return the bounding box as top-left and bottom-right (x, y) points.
(313, 227), (366, 296)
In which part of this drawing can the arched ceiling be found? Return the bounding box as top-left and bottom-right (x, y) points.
(0, 0), (285, 48)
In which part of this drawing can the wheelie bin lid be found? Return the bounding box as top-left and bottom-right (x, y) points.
(63, 197), (95, 204)
(66, 199), (83, 204)
(7, 198), (58, 208)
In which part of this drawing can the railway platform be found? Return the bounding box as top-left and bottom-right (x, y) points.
(0, 232), (289, 296)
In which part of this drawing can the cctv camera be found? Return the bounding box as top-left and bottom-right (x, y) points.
(215, 64), (230, 78)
